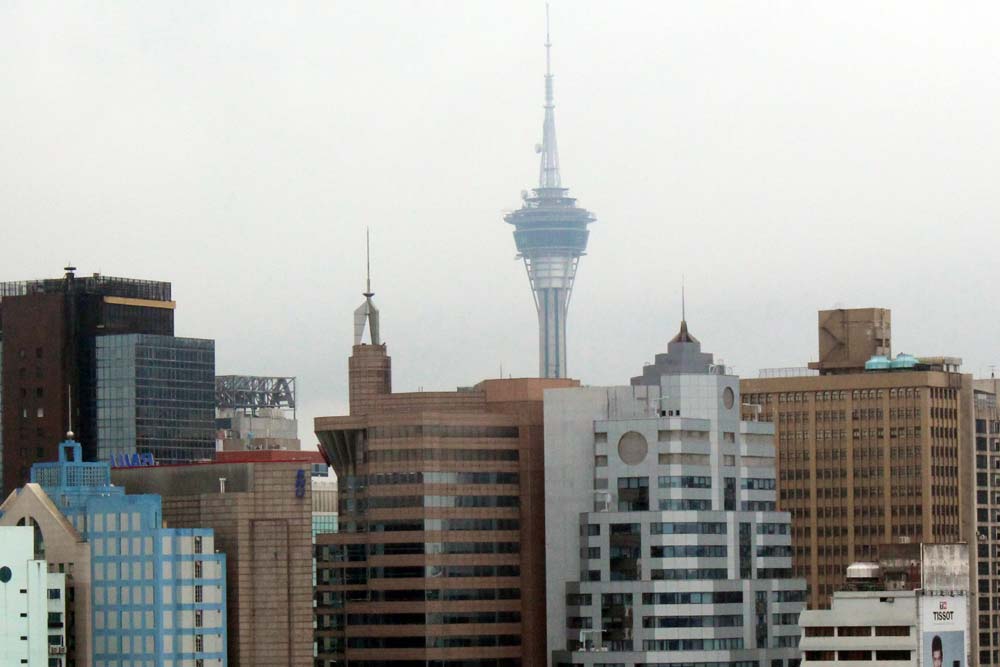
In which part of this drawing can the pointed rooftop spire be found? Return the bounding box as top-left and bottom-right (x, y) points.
(354, 228), (380, 345)
(671, 278), (698, 343)
(538, 2), (561, 189)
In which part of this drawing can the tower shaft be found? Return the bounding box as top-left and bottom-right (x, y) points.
(525, 254), (578, 378)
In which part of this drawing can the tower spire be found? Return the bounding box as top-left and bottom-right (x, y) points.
(354, 228), (380, 345)
(538, 2), (561, 189)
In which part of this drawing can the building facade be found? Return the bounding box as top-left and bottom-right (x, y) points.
(0, 268), (175, 491)
(314, 293), (577, 667)
(0, 525), (65, 666)
(971, 378), (1000, 666)
(96, 334), (215, 464)
(740, 308), (974, 610)
(799, 544), (970, 666)
(111, 450), (316, 667)
(0, 438), (227, 667)
(545, 319), (806, 667)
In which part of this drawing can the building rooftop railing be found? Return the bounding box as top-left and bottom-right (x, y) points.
(0, 274), (171, 301)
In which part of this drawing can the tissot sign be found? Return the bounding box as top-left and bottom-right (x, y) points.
(921, 596), (967, 667)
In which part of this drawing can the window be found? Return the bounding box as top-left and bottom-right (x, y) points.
(195, 609), (203, 627)
(194, 536), (203, 554)
(195, 634), (204, 652)
(36, 408), (44, 418)
(194, 561), (203, 579)
(195, 585), (203, 603)
(47, 589), (60, 600)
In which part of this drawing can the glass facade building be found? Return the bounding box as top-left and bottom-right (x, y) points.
(96, 335), (215, 464)
(32, 439), (227, 667)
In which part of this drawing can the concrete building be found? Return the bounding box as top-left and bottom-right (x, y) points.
(545, 318), (806, 667)
(96, 334), (215, 464)
(0, 525), (65, 667)
(111, 449), (317, 667)
(314, 284), (576, 667)
(740, 308), (974, 609)
(503, 11), (596, 379)
(0, 437), (227, 667)
(215, 376), (299, 451)
(971, 378), (1000, 666)
(0, 268), (175, 492)
(799, 543), (970, 666)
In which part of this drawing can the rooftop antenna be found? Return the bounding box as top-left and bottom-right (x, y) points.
(353, 228), (380, 345)
(66, 384), (74, 440)
(681, 275), (686, 323)
(364, 228), (373, 299)
(538, 1), (561, 188)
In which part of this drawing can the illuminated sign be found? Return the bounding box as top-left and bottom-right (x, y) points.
(110, 452), (157, 468)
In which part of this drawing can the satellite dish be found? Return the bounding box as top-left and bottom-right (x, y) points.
(534, 143), (542, 153)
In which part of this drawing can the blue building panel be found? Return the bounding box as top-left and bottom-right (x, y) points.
(32, 439), (227, 667)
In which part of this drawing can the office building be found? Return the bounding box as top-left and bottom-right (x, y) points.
(740, 308), (974, 610)
(96, 334), (215, 464)
(503, 11), (596, 379)
(111, 449), (317, 667)
(971, 378), (1000, 666)
(0, 525), (65, 667)
(799, 543), (970, 666)
(0, 437), (227, 667)
(313, 282), (577, 667)
(545, 317), (806, 667)
(215, 375), (299, 451)
(0, 267), (174, 491)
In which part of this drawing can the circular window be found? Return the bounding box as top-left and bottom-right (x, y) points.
(617, 431), (648, 465)
(723, 387), (735, 409)
(0, 567), (11, 583)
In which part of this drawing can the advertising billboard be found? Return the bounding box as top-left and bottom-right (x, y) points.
(921, 595), (968, 667)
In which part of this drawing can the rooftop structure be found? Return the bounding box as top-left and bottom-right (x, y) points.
(215, 375), (299, 451)
(798, 544), (970, 666)
(504, 5), (595, 379)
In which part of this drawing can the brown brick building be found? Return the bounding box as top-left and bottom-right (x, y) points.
(740, 308), (974, 612)
(111, 450), (318, 667)
(315, 339), (576, 667)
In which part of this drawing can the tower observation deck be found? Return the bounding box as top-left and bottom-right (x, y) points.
(504, 5), (595, 379)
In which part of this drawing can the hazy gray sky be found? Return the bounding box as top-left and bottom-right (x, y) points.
(4, 2), (1000, 445)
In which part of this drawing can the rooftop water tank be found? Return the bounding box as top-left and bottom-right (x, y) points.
(890, 353), (919, 369)
(865, 355), (891, 371)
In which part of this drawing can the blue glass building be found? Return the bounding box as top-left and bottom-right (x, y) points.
(32, 439), (227, 667)
(95, 334), (215, 464)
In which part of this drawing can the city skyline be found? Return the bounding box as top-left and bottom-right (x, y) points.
(4, 2), (1000, 441)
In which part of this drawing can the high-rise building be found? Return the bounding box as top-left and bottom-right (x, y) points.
(111, 449), (317, 667)
(313, 284), (577, 667)
(96, 334), (215, 464)
(0, 437), (228, 667)
(971, 378), (1000, 666)
(0, 526), (65, 667)
(545, 317), (806, 667)
(215, 375), (299, 451)
(740, 308), (974, 611)
(0, 267), (174, 491)
(504, 8), (595, 379)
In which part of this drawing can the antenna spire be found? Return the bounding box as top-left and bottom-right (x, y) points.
(66, 384), (74, 439)
(681, 275), (686, 323)
(538, 2), (561, 189)
(354, 228), (381, 345)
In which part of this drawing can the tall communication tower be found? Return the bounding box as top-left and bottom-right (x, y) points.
(504, 3), (596, 379)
